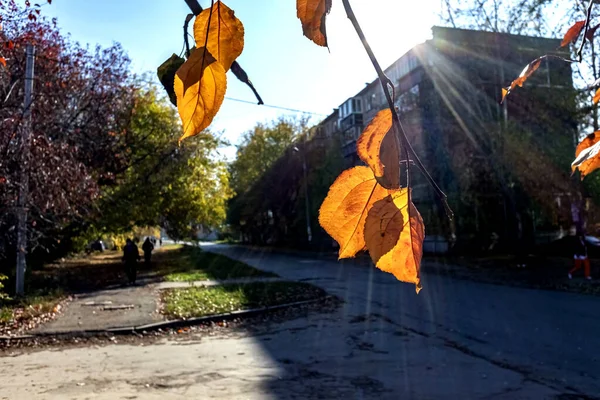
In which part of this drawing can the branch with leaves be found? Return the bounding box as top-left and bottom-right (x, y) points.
(166, 0), (457, 293)
(494, 0), (600, 183)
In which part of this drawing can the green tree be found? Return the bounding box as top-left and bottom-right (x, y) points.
(229, 118), (299, 194)
(89, 87), (232, 241)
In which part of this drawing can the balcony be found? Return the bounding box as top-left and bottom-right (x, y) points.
(339, 113), (363, 132)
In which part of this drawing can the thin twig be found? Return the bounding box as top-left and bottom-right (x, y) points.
(577, 0), (595, 63)
(183, 0), (264, 105)
(341, 0), (454, 222)
(183, 13), (194, 58)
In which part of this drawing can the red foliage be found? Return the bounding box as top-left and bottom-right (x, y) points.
(0, 0), (136, 259)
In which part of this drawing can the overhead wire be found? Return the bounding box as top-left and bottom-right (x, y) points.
(223, 96), (327, 116)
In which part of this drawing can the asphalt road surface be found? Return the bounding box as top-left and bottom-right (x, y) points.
(1, 243), (598, 399)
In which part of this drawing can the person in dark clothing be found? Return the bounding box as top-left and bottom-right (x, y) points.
(142, 237), (154, 266)
(569, 234), (591, 280)
(122, 238), (140, 284)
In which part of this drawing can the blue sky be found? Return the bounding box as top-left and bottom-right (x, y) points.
(43, 0), (442, 157)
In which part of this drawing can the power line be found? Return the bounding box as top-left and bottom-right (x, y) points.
(224, 96), (327, 116)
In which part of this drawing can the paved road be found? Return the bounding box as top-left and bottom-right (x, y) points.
(201, 244), (600, 398)
(1, 243), (599, 399)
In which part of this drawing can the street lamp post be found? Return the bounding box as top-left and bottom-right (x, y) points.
(294, 144), (312, 244)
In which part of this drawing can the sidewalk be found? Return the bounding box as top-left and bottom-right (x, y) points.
(33, 284), (161, 334)
(31, 277), (290, 335)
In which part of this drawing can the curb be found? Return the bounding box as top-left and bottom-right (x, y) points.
(0, 296), (334, 342)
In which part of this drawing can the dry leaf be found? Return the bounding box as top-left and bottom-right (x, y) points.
(319, 166), (389, 259)
(364, 194), (404, 264)
(572, 130), (600, 178)
(501, 57), (543, 103)
(194, 1), (244, 71)
(593, 88), (600, 105)
(368, 189), (424, 292)
(297, 0), (332, 47)
(357, 109), (401, 189)
(0, 57), (5, 68)
(560, 20), (585, 47)
(586, 23), (600, 41)
(174, 47), (227, 141)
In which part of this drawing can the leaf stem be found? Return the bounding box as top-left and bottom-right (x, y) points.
(577, 0), (594, 63)
(183, 13), (194, 58)
(182, 0), (264, 105)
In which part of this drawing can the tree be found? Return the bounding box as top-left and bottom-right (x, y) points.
(443, 0), (558, 36)
(0, 1), (136, 268)
(228, 124), (343, 247)
(85, 87), (232, 241)
(229, 118), (300, 195)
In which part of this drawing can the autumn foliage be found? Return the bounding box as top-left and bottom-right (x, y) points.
(170, 0), (429, 291)
(498, 5), (600, 182)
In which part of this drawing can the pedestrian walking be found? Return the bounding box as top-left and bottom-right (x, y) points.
(142, 237), (154, 267)
(122, 238), (140, 284)
(569, 234), (592, 280)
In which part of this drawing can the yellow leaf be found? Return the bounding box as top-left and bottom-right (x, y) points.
(367, 189), (425, 292)
(193, 1), (244, 71)
(175, 47), (227, 141)
(357, 109), (400, 189)
(297, 0), (332, 47)
(318, 166), (389, 259)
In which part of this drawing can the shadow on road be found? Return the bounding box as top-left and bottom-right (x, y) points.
(199, 243), (600, 399)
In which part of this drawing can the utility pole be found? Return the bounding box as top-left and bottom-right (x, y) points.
(15, 44), (35, 295)
(302, 148), (312, 244)
(293, 137), (313, 245)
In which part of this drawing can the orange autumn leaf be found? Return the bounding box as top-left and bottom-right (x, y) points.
(318, 166), (389, 259)
(501, 57), (543, 103)
(193, 1), (244, 71)
(357, 109), (401, 189)
(560, 20), (585, 48)
(572, 130), (600, 178)
(0, 57), (5, 68)
(593, 88), (600, 105)
(175, 47), (227, 141)
(297, 0), (332, 47)
(366, 189), (424, 292)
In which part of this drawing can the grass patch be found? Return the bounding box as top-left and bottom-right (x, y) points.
(162, 281), (327, 319)
(0, 289), (65, 326)
(163, 248), (277, 282)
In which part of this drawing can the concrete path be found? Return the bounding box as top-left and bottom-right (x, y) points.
(33, 284), (162, 334)
(33, 276), (286, 334)
(0, 312), (557, 399)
